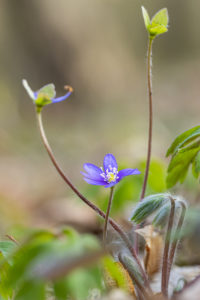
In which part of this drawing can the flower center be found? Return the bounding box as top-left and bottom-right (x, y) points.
(100, 165), (119, 183)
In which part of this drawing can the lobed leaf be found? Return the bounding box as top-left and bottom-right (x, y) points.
(192, 151), (200, 178)
(166, 126), (200, 157)
(166, 142), (200, 188)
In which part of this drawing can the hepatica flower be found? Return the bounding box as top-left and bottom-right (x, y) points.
(22, 79), (73, 111)
(82, 154), (140, 188)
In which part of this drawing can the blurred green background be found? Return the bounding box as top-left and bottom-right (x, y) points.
(1, 0), (200, 233)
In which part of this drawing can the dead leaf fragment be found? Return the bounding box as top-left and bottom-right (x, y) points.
(136, 225), (163, 277)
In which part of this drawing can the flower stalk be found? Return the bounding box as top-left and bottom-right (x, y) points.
(103, 187), (114, 246)
(140, 37), (153, 201)
(135, 37), (154, 254)
(36, 111), (151, 291)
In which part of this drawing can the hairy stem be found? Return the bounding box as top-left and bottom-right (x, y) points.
(165, 201), (186, 289)
(140, 37), (153, 201)
(135, 38), (154, 254)
(103, 187), (114, 246)
(161, 197), (175, 297)
(36, 111), (151, 290)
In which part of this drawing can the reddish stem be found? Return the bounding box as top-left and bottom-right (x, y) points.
(36, 111), (151, 290)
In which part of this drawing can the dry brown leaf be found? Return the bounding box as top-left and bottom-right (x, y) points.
(136, 225), (163, 277)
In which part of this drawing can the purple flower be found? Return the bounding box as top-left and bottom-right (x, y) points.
(22, 79), (73, 109)
(82, 153), (140, 188)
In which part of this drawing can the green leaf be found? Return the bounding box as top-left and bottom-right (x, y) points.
(142, 7), (169, 38)
(151, 8), (168, 27)
(168, 142), (200, 172)
(166, 126), (200, 157)
(131, 193), (170, 223)
(166, 126), (200, 187)
(153, 203), (171, 228)
(103, 256), (130, 291)
(0, 241), (16, 264)
(141, 6), (151, 30)
(192, 151), (200, 178)
(166, 142), (200, 188)
(37, 84), (56, 100)
(153, 200), (182, 228)
(149, 25), (168, 37)
(0, 253), (13, 300)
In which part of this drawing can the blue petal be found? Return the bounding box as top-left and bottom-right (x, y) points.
(118, 168), (141, 180)
(33, 91), (38, 100)
(80, 171), (104, 182)
(83, 163), (103, 180)
(52, 91), (72, 103)
(103, 154), (118, 171)
(83, 177), (106, 186)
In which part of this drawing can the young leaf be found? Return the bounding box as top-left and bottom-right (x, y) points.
(141, 6), (151, 30)
(151, 8), (168, 27)
(153, 200), (183, 228)
(131, 193), (170, 223)
(142, 7), (169, 38)
(153, 203), (171, 228)
(149, 25), (168, 37)
(37, 84), (56, 100)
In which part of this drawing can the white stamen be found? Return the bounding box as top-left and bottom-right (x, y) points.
(100, 165), (119, 183)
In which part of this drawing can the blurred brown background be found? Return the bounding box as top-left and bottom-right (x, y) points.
(0, 0), (200, 233)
